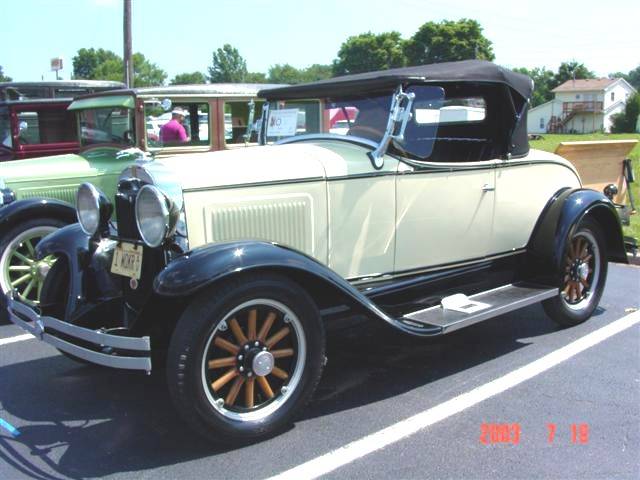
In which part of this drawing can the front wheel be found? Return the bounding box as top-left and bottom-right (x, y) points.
(167, 273), (325, 443)
(543, 218), (608, 327)
(0, 218), (65, 306)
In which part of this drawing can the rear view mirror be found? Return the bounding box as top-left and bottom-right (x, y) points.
(18, 121), (28, 132)
(161, 98), (172, 112)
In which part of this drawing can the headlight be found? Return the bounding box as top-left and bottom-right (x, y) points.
(135, 185), (177, 247)
(76, 183), (112, 236)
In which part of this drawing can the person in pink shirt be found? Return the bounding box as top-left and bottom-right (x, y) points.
(160, 108), (189, 144)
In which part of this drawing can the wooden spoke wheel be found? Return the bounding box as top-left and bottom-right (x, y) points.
(543, 218), (607, 327)
(167, 273), (325, 443)
(561, 230), (600, 310)
(202, 299), (306, 421)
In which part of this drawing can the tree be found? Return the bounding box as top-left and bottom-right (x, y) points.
(170, 71), (207, 85)
(268, 63), (333, 84)
(513, 67), (555, 107)
(245, 71), (267, 83)
(131, 53), (167, 87)
(208, 44), (248, 83)
(611, 92), (640, 133)
(405, 19), (494, 65)
(72, 48), (166, 86)
(72, 48), (120, 79)
(553, 61), (595, 87)
(610, 65), (640, 91)
(0, 65), (12, 82)
(332, 32), (406, 76)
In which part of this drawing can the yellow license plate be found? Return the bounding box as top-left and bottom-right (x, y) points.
(111, 242), (143, 280)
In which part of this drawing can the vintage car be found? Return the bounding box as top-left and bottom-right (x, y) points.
(3, 60), (627, 443)
(0, 80), (125, 161)
(0, 83), (280, 308)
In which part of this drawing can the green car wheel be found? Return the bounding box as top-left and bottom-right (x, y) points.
(0, 218), (65, 307)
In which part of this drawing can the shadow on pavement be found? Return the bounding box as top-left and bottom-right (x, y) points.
(0, 302), (601, 479)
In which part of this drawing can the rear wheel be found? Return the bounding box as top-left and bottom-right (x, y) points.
(543, 218), (607, 327)
(167, 273), (325, 443)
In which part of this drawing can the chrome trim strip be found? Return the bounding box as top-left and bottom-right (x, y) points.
(43, 334), (152, 371)
(275, 133), (379, 150)
(348, 249), (527, 285)
(182, 176), (325, 193)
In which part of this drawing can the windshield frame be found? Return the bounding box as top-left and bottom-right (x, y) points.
(77, 105), (136, 150)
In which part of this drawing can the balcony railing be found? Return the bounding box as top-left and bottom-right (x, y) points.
(562, 101), (603, 114)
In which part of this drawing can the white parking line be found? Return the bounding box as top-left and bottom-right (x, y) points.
(0, 333), (34, 346)
(268, 311), (640, 480)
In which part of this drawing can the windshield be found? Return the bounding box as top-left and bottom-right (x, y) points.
(79, 107), (135, 147)
(262, 92), (393, 144)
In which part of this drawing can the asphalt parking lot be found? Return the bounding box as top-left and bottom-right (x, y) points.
(1, 263), (638, 480)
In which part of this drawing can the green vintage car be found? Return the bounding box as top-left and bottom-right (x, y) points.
(0, 83), (280, 307)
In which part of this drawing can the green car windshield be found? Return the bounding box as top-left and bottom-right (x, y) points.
(78, 107), (135, 148)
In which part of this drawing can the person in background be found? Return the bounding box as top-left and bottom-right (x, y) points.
(160, 107), (189, 144)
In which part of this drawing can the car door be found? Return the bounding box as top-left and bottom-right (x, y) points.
(394, 160), (495, 272)
(317, 141), (399, 280)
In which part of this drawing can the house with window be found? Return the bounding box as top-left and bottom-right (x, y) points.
(527, 78), (636, 134)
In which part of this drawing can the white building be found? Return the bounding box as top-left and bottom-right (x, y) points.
(528, 78), (637, 134)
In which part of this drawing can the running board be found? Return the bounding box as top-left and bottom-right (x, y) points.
(399, 283), (558, 334)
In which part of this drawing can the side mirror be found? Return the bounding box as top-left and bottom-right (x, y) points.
(161, 98), (172, 112)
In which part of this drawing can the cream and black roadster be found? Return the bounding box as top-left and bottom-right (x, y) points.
(3, 60), (627, 442)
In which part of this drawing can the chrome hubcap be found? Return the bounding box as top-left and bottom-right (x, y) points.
(252, 351), (275, 377)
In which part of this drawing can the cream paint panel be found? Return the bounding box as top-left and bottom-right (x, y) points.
(183, 182), (328, 263)
(313, 141), (400, 278)
(327, 176), (397, 278)
(492, 155), (581, 253)
(395, 166), (494, 271)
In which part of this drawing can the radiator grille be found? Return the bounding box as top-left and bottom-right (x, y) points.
(205, 196), (314, 254)
(17, 185), (78, 204)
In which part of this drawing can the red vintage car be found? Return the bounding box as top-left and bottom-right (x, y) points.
(0, 80), (124, 161)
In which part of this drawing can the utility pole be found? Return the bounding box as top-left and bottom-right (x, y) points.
(123, 0), (133, 87)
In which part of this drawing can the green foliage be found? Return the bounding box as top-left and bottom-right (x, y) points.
(513, 67), (555, 107)
(208, 44), (248, 83)
(405, 19), (494, 65)
(0, 65), (12, 82)
(245, 71), (267, 83)
(554, 61), (595, 86)
(333, 31), (406, 76)
(609, 65), (640, 90)
(267, 63), (333, 84)
(611, 93), (640, 133)
(170, 71), (207, 85)
(72, 48), (166, 86)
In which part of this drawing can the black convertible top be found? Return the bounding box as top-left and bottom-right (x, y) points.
(259, 60), (533, 101)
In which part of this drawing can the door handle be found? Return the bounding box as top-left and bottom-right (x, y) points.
(481, 184), (495, 192)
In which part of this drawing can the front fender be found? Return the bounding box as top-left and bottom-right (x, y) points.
(527, 188), (627, 284)
(154, 241), (438, 337)
(0, 198), (76, 238)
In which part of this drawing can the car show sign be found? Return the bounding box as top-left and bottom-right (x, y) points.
(267, 108), (298, 137)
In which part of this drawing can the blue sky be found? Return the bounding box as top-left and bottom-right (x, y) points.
(1, 0), (638, 82)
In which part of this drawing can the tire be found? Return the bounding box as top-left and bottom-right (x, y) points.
(543, 217), (608, 327)
(0, 218), (66, 324)
(167, 273), (325, 444)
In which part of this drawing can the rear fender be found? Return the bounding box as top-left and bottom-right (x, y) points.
(527, 188), (627, 284)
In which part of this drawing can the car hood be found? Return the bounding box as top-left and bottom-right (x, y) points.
(0, 153), (86, 185)
(158, 143), (347, 191)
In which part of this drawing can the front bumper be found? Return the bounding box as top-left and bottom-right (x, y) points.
(4, 292), (152, 372)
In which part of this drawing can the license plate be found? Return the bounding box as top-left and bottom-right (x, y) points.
(111, 242), (143, 279)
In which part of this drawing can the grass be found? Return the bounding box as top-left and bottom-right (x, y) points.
(530, 133), (640, 242)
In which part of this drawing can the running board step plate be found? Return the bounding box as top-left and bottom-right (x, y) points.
(401, 283), (558, 334)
